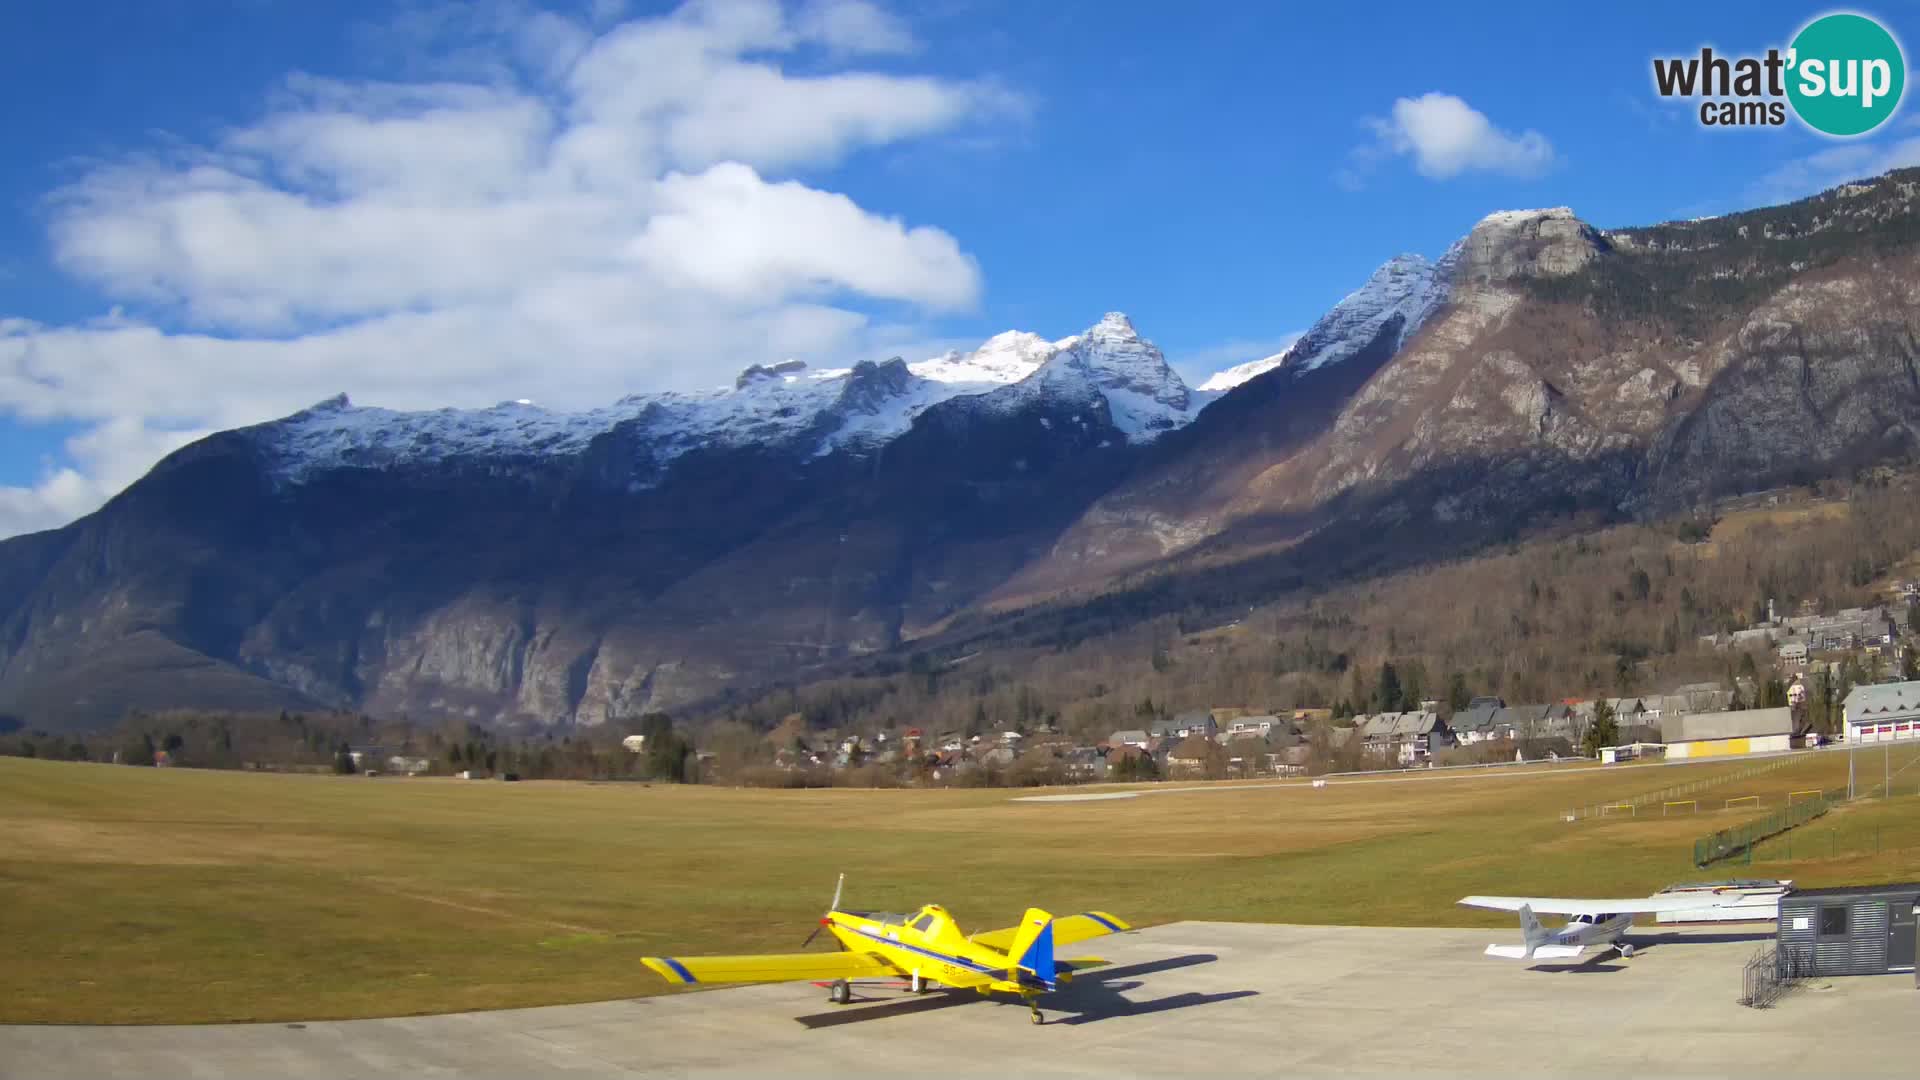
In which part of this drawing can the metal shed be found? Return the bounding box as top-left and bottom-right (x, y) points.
(1777, 883), (1920, 979)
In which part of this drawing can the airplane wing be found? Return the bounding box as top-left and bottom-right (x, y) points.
(642, 951), (896, 986)
(1459, 895), (1742, 917)
(1485, 944), (1586, 960)
(1058, 956), (1111, 973)
(970, 911), (1131, 950)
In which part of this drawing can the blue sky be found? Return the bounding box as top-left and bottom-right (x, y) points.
(3, 0), (1918, 536)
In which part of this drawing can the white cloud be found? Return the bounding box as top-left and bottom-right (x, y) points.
(629, 163), (978, 308)
(0, 418), (210, 538)
(1749, 134), (1920, 206)
(1357, 93), (1555, 181)
(794, 0), (919, 55)
(1, 0), (1015, 537)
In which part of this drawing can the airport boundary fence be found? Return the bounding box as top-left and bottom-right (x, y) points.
(1563, 753), (1805, 822)
(1692, 794), (1830, 867)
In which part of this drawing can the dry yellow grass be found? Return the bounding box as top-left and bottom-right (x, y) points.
(1690, 500), (1849, 559)
(2, 751), (1915, 1024)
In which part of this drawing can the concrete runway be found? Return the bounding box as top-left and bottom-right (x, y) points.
(4, 922), (1914, 1079)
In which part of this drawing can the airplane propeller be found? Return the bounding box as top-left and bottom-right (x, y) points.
(802, 873), (846, 948)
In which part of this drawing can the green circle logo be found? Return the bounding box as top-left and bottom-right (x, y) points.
(1787, 13), (1906, 136)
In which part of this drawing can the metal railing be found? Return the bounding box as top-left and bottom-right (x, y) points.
(1739, 944), (1806, 1008)
(1693, 794), (1830, 867)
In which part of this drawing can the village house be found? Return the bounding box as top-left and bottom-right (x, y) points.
(1447, 704), (1501, 744)
(1163, 711), (1218, 740)
(1222, 725), (1308, 776)
(1061, 747), (1103, 779)
(1495, 704), (1549, 742)
(1225, 714), (1281, 739)
(1108, 728), (1151, 750)
(1355, 710), (1451, 765)
(1103, 744), (1153, 776)
(1267, 727), (1309, 774)
(1842, 680), (1920, 743)
(1165, 735), (1220, 777)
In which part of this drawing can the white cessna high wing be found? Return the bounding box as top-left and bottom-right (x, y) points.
(1458, 894), (1762, 961)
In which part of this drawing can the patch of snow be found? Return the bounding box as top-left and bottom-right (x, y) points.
(1475, 207), (1577, 228)
(909, 331), (1054, 384)
(1196, 254), (1449, 392)
(255, 314), (1217, 482)
(1198, 349), (1292, 391)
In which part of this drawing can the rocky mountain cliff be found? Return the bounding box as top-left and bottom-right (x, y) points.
(1001, 178), (1920, 605)
(8, 170), (1920, 732)
(0, 313), (1208, 730)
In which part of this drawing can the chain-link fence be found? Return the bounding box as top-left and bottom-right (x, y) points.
(1564, 752), (1806, 821)
(1693, 794), (1830, 866)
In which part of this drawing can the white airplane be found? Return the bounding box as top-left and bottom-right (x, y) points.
(1459, 893), (1770, 960)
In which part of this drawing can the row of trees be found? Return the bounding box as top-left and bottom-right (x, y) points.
(0, 708), (703, 784)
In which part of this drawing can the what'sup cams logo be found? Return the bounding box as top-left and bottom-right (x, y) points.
(1653, 12), (1906, 136)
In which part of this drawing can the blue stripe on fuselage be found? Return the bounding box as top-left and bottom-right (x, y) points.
(842, 925), (1000, 975)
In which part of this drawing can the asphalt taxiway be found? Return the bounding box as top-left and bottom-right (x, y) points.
(4, 922), (1912, 1078)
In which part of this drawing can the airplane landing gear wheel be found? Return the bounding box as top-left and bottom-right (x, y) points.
(911, 973), (928, 995)
(1619, 944), (1635, 959)
(1029, 1005), (1043, 1025)
(828, 979), (852, 1004)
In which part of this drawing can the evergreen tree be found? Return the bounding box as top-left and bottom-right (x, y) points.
(1582, 698), (1618, 757)
(1446, 672), (1472, 712)
(121, 732), (156, 767)
(1375, 662), (1403, 714)
(1759, 678), (1788, 709)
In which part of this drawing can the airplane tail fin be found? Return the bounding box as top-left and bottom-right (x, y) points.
(1486, 905), (1561, 961)
(1518, 903), (1548, 956)
(1006, 908), (1057, 989)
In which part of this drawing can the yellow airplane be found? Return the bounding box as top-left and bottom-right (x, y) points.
(642, 876), (1130, 1024)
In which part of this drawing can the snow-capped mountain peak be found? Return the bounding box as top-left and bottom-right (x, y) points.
(1017, 311), (1207, 440)
(1196, 252), (1449, 393)
(258, 316), (1204, 483)
(259, 269), (1449, 486)
(909, 330), (1055, 384)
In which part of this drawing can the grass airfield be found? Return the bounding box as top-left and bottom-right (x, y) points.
(2, 749), (1918, 1024)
